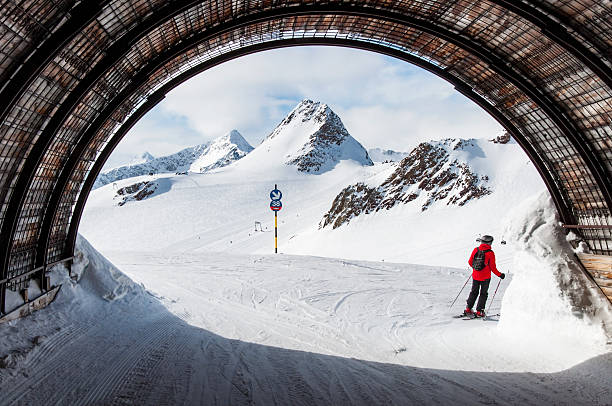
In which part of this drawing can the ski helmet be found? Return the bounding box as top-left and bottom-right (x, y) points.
(478, 235), (494, 244)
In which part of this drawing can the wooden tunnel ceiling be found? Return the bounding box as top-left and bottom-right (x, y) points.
(0, 0), (611, 294)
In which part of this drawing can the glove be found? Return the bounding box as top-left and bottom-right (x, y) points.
(500, 273), (506, 279)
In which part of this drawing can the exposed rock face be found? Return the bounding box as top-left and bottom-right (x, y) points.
(490, 133), (511, 144)
(266, 99), (373, 173)
(115, 181), (158, 206)
(320, 139), (492, 229)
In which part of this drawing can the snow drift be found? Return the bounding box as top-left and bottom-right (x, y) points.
(499, 192), (612, 349)
(68, 235), (142, 302)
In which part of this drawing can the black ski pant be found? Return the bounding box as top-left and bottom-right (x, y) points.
(466, 278), (490, 312)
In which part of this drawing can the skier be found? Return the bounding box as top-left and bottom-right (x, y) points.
(463, 235), (505, 318)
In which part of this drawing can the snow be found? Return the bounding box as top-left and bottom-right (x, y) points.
(94, 130), (253, 188)
(367, 147), (410, 162)
(1, 100), (610, 403)
(189, 129), (253, 173)
(498, 192), (612, 357)
(0, 231), (609, 404)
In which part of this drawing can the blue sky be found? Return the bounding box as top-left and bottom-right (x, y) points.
(105, 46), (503, 168)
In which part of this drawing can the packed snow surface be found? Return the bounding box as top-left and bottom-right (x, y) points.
(0, 234), (609, 405)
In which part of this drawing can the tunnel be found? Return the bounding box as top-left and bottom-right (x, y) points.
(0, 0), (611, 315)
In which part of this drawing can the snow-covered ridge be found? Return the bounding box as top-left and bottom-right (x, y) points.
(368, 148), (410, 162)
(320, 138), (492, 229)
(94, 130), (253, 188)
(189, 130), (253, 173)
(263, 99), (373, 173)
(94, 143), (210, 189)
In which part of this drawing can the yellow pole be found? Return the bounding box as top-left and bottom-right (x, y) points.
(275, 211), (278, 253)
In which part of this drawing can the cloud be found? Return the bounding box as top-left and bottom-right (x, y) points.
(114, 46), (502, 161)
(105, 105), (203, 169)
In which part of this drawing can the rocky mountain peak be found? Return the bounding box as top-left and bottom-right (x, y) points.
(262, 99), (373, 173)
(320, 138), (492, 229)
(95, 131), (254, 188)
(266, 99), (335, 141)
(220, 129), (253, 152)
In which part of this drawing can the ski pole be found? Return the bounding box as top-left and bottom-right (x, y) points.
(449, 273), (471, 309)
(485, 278), (502, 314)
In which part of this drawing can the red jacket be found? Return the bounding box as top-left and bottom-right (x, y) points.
(468, 243), (502, 281)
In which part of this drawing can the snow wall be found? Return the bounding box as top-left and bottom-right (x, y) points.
(47, 234), (143, 310)
(499, 192), (611, 350)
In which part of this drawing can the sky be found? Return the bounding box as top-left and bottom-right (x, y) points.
(104, 46), (503, 168)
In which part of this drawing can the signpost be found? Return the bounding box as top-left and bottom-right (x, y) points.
(270, 184), (282, 253)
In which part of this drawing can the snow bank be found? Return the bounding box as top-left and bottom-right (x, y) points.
(0, 234), (144, 371)
(45, 234), (144, 312)
(498, 192), (611, 358)
(67, 235), (142, 302)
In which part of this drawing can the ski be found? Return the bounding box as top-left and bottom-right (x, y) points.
(462, 313), (501, 321)
(453, 313), (473, 319)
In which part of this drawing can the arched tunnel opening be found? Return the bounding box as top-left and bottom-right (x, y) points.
(0, 1), (611, 404)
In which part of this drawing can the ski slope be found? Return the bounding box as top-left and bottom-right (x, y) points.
(81, 137), (547, 269)
(0, 234), (610, 405)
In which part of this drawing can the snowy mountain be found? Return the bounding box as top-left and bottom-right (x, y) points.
(94, 144), (209, 189)
(102, 151), (156, 172)
(189, 130), (253, 173)
(367, 148), (410, 162)
(129, 151), (155, 166)
(82, 133), (547, 269)
(321, 139), (492, 229)
(238, 99), (372, 174)
(94, 130), (253, 189)
(82, 99), (551, 270)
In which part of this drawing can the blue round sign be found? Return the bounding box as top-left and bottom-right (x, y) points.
(270, 199), (282, 211)
(270, 189), (282, 201)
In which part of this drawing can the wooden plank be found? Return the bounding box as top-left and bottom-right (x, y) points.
(577, 253), (612, 269)
(0, 286), (60, 324)
(590, 269), (612, 280)
(576, 253), (612, 304)
(593, 277), (612, 288)
(576, 253), (612, 278)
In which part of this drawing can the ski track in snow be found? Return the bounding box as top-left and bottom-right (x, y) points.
(1, 248), (610, 405)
